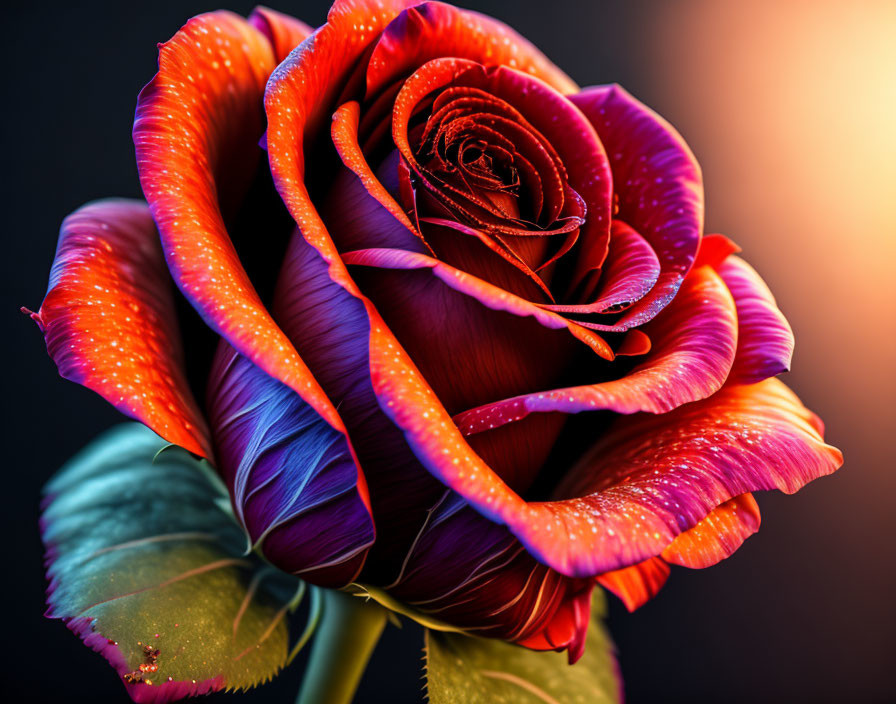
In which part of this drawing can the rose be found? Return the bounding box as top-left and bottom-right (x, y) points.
(31, 0), (842, 667)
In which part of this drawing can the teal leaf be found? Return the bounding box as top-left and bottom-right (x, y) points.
(42, 424), (304, 702)
(425, 591), (621, 704)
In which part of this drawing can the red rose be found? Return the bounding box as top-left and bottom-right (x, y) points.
(31, 0), (841, 667)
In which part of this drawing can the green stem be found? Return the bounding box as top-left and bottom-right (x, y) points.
(296, 588), (387, 704)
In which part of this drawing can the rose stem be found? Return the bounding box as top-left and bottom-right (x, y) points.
(295, 588), (388, 704)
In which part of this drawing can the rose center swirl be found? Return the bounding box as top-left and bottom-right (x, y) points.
(388, 62), (595, 302)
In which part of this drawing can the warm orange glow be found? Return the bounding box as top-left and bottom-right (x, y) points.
(645, 0), (896, 452)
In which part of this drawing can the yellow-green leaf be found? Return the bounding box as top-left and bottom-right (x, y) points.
(425, 591), (621, 704)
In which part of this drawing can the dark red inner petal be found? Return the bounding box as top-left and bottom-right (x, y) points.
(389, 60), (594, 299)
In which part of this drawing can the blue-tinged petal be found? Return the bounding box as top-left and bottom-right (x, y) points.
(206, 342), (374, 587)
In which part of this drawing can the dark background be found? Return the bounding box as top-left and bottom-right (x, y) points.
(4, 1), (894, 702)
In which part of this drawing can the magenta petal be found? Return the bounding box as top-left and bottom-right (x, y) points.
(207, 342), (374, 587)
(720, 256), (795, 384)
(528, 379), (843, 577)
(570, 84), (704, 329)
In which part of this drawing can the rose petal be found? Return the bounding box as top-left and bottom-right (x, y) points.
(248, 5), (313, 63)
(329, 101), (431, 253)
(385, 492), (591, 655)
(542, 219), (661, 314)
(28, 199), (211, 458)
(453, 264), (736, 435)
(389, 59), (597, 242)
(421, 217), (556, 302)
(134, 11), (341, 430)
(661, 493), (761, 569)
(571, 84), (704, 329)
(206, 341), (374, 587)
(719, 256), (795, 384)
(272, 231), (453, 583)
(343, 247), (614, 363)
(695, 232), (741, 269)
(529, 378), (843, 577)
(365, 1), (577, 100)
(596, 557), (670, 612)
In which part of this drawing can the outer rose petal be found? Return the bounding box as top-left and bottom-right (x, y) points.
(134, 12), (342, 431)
(28, 200), (211, 458)
(269, 231), (587, 653)
(719, 256), (795, 384)
(453, 264), (737, 435)
(662, 493), (761, 569)
(534, 378), (842, 577)
(272, 231), (451, 583)
(248, 6), (313, 62)
(596, 557), (670, 612)
(570, 85), (704, 329)
(365, 1), (578, 99)
(206, 342), (374, 587)
(385, 492), (592, 659)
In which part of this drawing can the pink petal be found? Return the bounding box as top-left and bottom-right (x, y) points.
(531, 378), (842, 577)
(720, 256), (795, 384)
(542, 219), (661, 314)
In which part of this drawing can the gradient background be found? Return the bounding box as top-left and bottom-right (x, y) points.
(3, 1), (894, 701)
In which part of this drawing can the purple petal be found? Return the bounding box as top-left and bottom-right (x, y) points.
(207, 342), (374, 587)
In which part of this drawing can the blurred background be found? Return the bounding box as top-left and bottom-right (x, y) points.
(3, 0), (893, 701)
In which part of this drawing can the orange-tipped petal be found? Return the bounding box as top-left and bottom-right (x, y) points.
(597, 558), (670, 612)
(29, 200), (211, 458)
(662, 493), (761, 569)
(134, 11), (342, 431)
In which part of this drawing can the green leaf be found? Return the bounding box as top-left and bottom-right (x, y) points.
(425, 591), (621, 704)
(42, 424), (304, 702)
